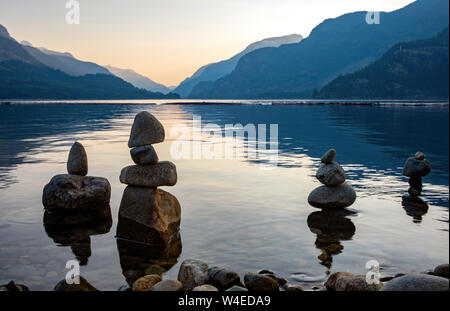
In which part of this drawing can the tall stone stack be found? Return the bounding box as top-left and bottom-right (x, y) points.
(402, 151), (431, 204)
(308, 149), (357, 209)
(117, 111), (181, 247)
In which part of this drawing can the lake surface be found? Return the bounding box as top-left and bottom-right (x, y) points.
(0, 102), (448, 290)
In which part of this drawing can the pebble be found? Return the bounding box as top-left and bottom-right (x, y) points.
(178, 259), (209, 291)
(130, 145), (159, 165)
(244, 273), (279, 291)
(132, 274), (162, 291)
(321, 149), (336, 164)
(128, 111), (165, 148)
(67, 142), (88, 176)
(150, 279), (184, 291)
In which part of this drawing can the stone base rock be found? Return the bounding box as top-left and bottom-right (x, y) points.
(119, 162), (177, 187)
(116, 187), (181, 246)
(308, 183), (356, 209)
(42, 174), (111, 212)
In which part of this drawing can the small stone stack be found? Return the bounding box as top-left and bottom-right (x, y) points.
(117, 111), (180, 247)
(42, 142), (111, 213)
(402, 151), (431, 203)
(308, 149), (356, 209)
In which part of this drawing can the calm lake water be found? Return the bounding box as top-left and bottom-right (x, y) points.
(0, 102), (448, 290)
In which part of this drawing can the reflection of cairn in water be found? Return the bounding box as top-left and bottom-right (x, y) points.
(308, 149), (357, 209)
(307, 210), (356, 269)
(43, 206), (112, 265)
(401, 152), (431, 222)
(116, 111), (181, 287)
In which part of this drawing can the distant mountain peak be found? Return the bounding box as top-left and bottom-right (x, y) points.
(0, 24), (11, 39)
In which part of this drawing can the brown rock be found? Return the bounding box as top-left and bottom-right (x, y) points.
(244, 273), (279, 291)
(325, 272), (354, 291)
(150, 279), (184, 291)
(132, 274), (162, 291)
(67, 142), (88, 176)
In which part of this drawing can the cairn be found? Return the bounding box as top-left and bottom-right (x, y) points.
(117, 111), (181, 247)
(42, 142), (111, 213)
(308, 149), (356, 209)
(402, 151), (431, 205)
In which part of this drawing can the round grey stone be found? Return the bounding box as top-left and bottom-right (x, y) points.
(150, 279), (184, 291)
(208, 267), (241, 290)
(308, 183), (357, 209)
(130, 145), (159, 165)
(67, 142), (88, 176)
(316, 161), (346, 186)
(128, 111), (165, 148)
(403, 157), (431, 177)
(178, 259), (209, 291)
(321, 149), (337, 164)
(381, 274), (449, 291)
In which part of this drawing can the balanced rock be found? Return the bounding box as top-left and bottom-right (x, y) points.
(67, 142), (88, 176)
(403, 157), (431, 177)
(321, 149), (336, 164)
(316, 162), (346, 186)
(244, 273), (279, 291)
(132, 274), (162, 291)
(178, 259), (209, 291)
(381, 274), (449, 291)
(150, 279), (184, 291)
(128, 111), (165, 148)
(308, 183), (356, 209)
(207, 267), (241, 290)
(415, 151), (425, 160)
(130, 145), (159, 165)
(43, 174), (111, 212)
(120, 161), (177, 187)
(117, 187), (181, 246)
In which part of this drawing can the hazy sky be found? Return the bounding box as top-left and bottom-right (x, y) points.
(0, 0), (414, 86)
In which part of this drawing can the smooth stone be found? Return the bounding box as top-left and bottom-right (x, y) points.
(381, 274), (449, 291)
(150, 279), (184, 291)
(130, 145), (159, 165)
(67, 142), (88, 176)
(192, 285), (219, 291)
(132, 274), (162, 291)
(316, 161), (346, 186)
(128, 111), (165, 148)
(325, 272), (354, 291)
(208, 267), (241, 290)
(0, 280), (29, 291)
(117, 187), (181, 246)
(433, 264), (449, 279)
(244, 273), (279, 291)
(119, 162), (177, 187)
(308, 183), (357, 209)
(321, 149), (337, 164)
(42, 174), (111, 212)
(415, 151), (425, 160)
(345, 275), (383, 291)
(178, 259), (209, 291)
(403, 157), (431, 177)
(53, 276), (97, 291)
(226, 285), (248, 291)
(283, 284), (303, 291)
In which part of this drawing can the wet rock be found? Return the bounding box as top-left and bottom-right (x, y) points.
(226, 285), (248, 291)
(53, 276), (98, 291)
(67, 142), (88, 176)
(324, 272), (354, 291)
(258, 269), (274, 275)
(0, 280), (29, 291)
(345, 275), (383, 291)
(193, 285), (219, 291)
(265, 274), (287, 287)
(335, 275), (355, 291)
(120, 162), (177, 187)
(283, 283), (303, 291)
(321, 149), (336, 164)
(403, 157), (431, 177)
(244, 273), (279, 291)
(130, 145), (159, 165)
(144, 264), (166, 276)
(381, 274), (449, 291)
(308, 183), (357, 209)
(316, 162), (346, 186)
(116, 187), (181, 246)
(415, 151), (425, 160)
(132, 274), (162, 291)
(433, 264), (449, 279)
(178, 259), (209, 291)
(43, 174), (111, 212)
(208, 267), (241, 290)
(150, 279), (184, 291)
(128, 111), (165, 148)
